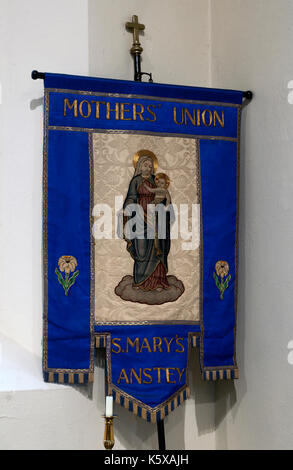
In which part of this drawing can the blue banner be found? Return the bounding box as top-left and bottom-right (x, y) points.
(42, 73), (243, 419)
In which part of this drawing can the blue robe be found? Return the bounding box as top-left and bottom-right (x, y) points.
(123, 174), (172, 286)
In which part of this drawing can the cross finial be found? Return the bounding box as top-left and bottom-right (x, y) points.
(126, 15), (145, 54)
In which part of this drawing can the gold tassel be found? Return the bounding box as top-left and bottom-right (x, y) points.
(78, 373), (84, 384)
(58, 373), (64, 383)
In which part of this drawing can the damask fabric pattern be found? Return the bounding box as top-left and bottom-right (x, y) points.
(93, 133), (200, 323)
(42, 73), (244, 420)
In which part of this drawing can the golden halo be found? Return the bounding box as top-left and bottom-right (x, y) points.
(155, 172), (170, 188)
(133, 149), (158, 173)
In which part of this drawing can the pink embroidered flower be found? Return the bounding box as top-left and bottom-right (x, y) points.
(58, 255), (78, 274)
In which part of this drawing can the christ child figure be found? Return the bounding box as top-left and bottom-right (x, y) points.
(144, 173), (171, 206)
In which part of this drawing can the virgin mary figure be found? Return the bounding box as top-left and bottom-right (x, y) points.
(115, 149), (184, 305)
(123, 150), (170, 291)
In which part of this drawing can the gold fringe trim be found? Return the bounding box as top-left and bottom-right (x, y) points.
(111, 385), (190, 422)
(45, 371), (94, 384)
(95, 334), (108, 348)
(190, 333), (200, 349)
(115, 391), (121, 404)
(58, 373), (64, 383)
(203, 368), (239, 381)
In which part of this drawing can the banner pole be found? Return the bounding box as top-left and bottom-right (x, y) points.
(157, 419), (166, 450)
(125, 13), (167, 450)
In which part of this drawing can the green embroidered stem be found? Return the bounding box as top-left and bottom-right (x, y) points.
(213, 272), (231, 300)
(55, 268), (79, 296)
(64, 273), (69, 296)
(220, 280), (224, 300)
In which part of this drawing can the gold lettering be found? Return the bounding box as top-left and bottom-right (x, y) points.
(106, 102), (119, 120)
(197, 109), (201, 126)
(173, 106), (184, 125)
(133, 103), (144, 121)
(116, 367), (185, 386)
(214, 110), (225, 127)
(176, 367), (185, 383)
(153, 337), (163, 353)
(154, 367), (165, 384)
(79, 100), (91, 118)
(184, 108), (196, 126)
(130, 368), (142, 384)
(163, 337), (174, 353)
(202, 109), (213, 127)
(126, 337), (139, 353)
(111, 338), (121, 354)
(117, 368), (129, 384)
(175, 337), (184, 353)
(166, 367), (176, 384)
(139, 338), (152, 353)
(146, 104), (157, 122)
(64, 98), (77, 117)
(91, 100), (105, 119)
(120, 103), (132, 121)
(142, 368), (153, 384)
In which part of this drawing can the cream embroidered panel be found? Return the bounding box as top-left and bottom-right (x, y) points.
(92, 132), (200, 323)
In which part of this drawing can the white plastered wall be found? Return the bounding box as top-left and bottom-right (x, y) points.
(211, 0), (293, 450)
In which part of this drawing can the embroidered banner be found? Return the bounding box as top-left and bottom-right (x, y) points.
(42, 73), (243, 420)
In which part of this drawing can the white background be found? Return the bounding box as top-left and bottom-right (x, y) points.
(0, 0), (292, 450)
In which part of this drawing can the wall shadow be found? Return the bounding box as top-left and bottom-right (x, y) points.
(191, 351), (216, 437)
(30, 97), (43, 110)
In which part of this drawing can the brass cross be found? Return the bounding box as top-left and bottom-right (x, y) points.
(126, 15), (145, 54)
